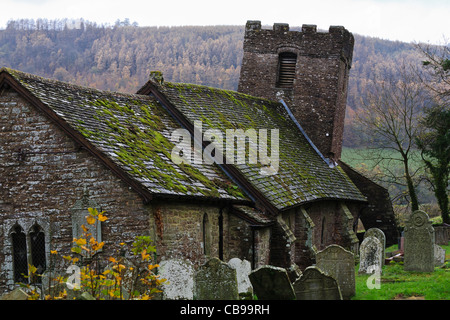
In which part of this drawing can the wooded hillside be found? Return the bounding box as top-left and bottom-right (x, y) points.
(0, 19), (423, 147)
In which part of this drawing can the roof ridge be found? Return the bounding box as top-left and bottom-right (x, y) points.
(161, 80), (280, 104)
(1, 67), (149, 101)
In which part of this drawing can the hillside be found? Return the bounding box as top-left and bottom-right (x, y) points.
(0, 19), (423, 147)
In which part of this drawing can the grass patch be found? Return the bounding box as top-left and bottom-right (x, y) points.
(352, 244), (450, 300)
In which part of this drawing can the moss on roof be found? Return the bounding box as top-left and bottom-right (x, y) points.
(1, 68), (247, 201)
(151, 80), (366, 210)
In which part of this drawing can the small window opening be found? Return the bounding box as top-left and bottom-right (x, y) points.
(277, 52), (297, 88)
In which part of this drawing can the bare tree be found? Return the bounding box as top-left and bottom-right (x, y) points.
(355, 62), (430, 211)
(414, 40), (450, 224)
(415, 40), (450, 107)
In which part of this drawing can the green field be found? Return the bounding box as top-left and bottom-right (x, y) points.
(341, 147), (437, 206)
(352, 244), (450, 300)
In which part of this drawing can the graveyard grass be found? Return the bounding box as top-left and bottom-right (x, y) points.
(352, 244), (450, 300)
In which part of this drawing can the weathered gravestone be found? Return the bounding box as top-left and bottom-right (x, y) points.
(159, 259), (195, 300)
(315, 244), (355, 299)
(404, 210), (435, 272)
(434, 226), (449, 245)
(194, 257), (239, 300)
(359, 236), (383, 274)
(249, 265), (296, 300)
(293, 266), (342, 300)
(434, 245), (446, 267)
(228, 258), (253, 296)
(364, 228), (386, 265)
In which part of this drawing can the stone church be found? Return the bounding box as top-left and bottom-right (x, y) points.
(0, 21), (397, 294)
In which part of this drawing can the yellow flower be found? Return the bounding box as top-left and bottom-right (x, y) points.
(51, 250), (58, 255)
(86, 215), (96, 225)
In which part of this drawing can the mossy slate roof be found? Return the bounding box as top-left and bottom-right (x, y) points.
(1, 68), (248, 202)
(2, 68), (365, 212)
(139, 80), (366, 210)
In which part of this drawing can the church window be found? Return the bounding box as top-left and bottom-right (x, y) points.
(29, 225), (46, 282)
(277, 52), (297, 88)
(10, 223), (47, 284)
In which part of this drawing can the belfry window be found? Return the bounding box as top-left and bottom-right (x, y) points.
(277, 52), (297, 88)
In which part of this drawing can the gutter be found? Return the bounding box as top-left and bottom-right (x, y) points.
(279, 99), (336, 168)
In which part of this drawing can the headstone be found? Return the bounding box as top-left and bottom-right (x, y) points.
(434, 245), (446, 267)
(159, 259), (195, 300)
(228, 258), (253, 295)
(358, 236), (383, 274)
(364, 228), (386, 264)
(315, 244), (355, 299)
(248, 265), (296, 300)
(0, 287), (29, 300)
(434, 226), (449, 245)
(194, 258), (238, 300)
(404, 210), (435, 272)
(293, 266), (342, 300)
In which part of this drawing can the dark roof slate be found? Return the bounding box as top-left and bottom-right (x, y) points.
(143, 80), (366, 210)
(1, 68), (248, 202)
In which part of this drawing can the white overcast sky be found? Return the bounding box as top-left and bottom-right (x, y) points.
(2, 0), (449, 44)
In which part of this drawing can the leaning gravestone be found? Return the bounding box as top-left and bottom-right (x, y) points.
(228, 258), (253, 295)
(293, 266), (342, 300)
(364, 228), (386, 265)
(316, 244), (355, 299)
(159, 259), (195, 300)
(359, 236), (383, 274)
(194, 258), (239, 300)
(249, 265), (296, 300)
(434, 245), (446, 267)
(404, 210), (435, 272)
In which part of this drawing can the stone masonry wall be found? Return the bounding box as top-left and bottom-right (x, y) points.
(0, 88), (256, 293)
(0, 88), (151, 292)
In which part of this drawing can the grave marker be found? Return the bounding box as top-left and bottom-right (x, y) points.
(194, 258), (239, 300)
(316, 244), (355, 299)
(228, 258), (253, 295)
(434, 245), (446, 267)
(404, 210), (435, 272)
(359, 236), (383, 274)
(249, 265), (296, 300)
(293, 266), (342, 300)
(159, 259), (195, 300)
(364, 228), (386, 265)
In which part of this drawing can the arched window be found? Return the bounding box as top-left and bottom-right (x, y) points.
(29, 224), (46, 282)
(11, 225), (28, 283)
(277, 52), (297, 88)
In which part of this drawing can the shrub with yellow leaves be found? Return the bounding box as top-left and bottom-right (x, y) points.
(23, 208), (165, 300)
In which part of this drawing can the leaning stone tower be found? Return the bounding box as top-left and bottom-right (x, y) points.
(238, 21), (354, 160)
